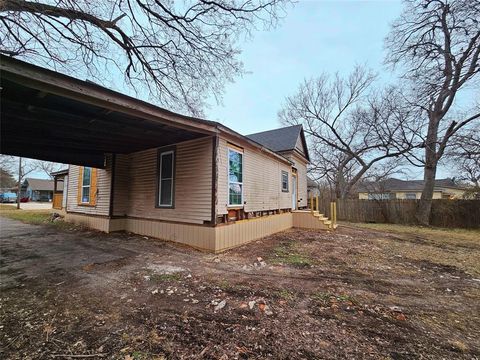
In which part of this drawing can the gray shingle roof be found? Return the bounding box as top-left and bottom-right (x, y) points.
(25, 178), (55, 191)
(357, 178), (461, 192)
(246, 125), (308, 158)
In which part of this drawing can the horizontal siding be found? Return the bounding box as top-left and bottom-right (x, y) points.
(66, 158), (112, 216)
(244, 146), (292, 212)
(217, 136), (293, 215)
(295, 136), (306, 157)
(112, 154), (130, 216)
(127, 137), (213, 224)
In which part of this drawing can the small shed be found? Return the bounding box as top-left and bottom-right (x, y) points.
(51, 169), (69, 210)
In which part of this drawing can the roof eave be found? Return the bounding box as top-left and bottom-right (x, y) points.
(216, 125), (293, 165)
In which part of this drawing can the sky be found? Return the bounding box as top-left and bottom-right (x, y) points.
(15, 0), (463, 180)
(205, 0), (403, 135)
(204, 0), (459, 179)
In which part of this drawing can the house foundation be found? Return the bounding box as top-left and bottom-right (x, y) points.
(65, 211), (332, 253)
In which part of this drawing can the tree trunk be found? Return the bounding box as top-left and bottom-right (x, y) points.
(417, 162), (437, 225)
(17, 157), (22, 210)
(416, 114), (439, 225)
(335, 168), (347, 199)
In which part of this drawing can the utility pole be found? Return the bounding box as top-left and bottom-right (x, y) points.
(17, 157), (22, 209)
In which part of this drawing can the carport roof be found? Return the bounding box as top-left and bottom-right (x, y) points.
(0, 55), (292, 168)
(0, 55), (221, 168)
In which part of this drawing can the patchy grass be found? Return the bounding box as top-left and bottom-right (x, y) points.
(346, 222), (480, 277)
(216, 278), (231, 290)
(149, 273), (183, 283)
(0, 204), (19, 211)
(0, 209), (52, 225)
(276, 289), (296, 300)
(0, 208), (78, 231)
(448, 340), (469, 353)
(270, 241), (313, 267)
(346, 222), (480, 243)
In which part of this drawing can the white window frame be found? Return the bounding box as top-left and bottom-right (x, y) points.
(158, 150), (175, 207)
(228, 148), (243, 207)
(281, 170), (289, 192)
(81, 167), (91, 204)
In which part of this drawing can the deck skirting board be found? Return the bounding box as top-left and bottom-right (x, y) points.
(65, 212), (329, 252)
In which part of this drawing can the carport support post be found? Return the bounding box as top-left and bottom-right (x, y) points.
(17, 157), (22, 209)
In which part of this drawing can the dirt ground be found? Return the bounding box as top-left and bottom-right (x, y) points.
(1, 217), (479, 359)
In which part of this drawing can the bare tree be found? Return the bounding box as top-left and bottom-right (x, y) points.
(0, 0), (288, 115)
(279, 66), (421, 199)
(0, 154), (16, 172)
(15, 157), (39, 207)
(0, 168), (16, 189)
(385, 0), (480, 224)
(32, 160), (65, 179)
(446, 126), (480, 198)
(0, 155), (60, 194)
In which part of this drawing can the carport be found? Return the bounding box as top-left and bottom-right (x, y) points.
(0, 55), (218, 168)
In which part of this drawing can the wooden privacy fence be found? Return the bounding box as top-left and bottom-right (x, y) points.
(316, 199), (480, 229)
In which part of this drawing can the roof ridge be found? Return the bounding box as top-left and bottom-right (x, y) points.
(246, 124), (302, 137)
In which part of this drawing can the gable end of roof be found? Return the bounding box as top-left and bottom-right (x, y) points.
(246, 124), (309, 161)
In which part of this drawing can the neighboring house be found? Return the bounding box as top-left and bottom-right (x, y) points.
(21, 178), (55, 201)
(357, 178), (465, 200)
(307, 177), (321, 198)
(65, 122), (332, 252)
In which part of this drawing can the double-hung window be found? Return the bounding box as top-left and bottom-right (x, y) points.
(158, 149), (175, 207)
(281, 171), (289, 192)
(81, 167), (91, 203)
(228, 148), (243, 206)
(405, 192), (417, 200)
